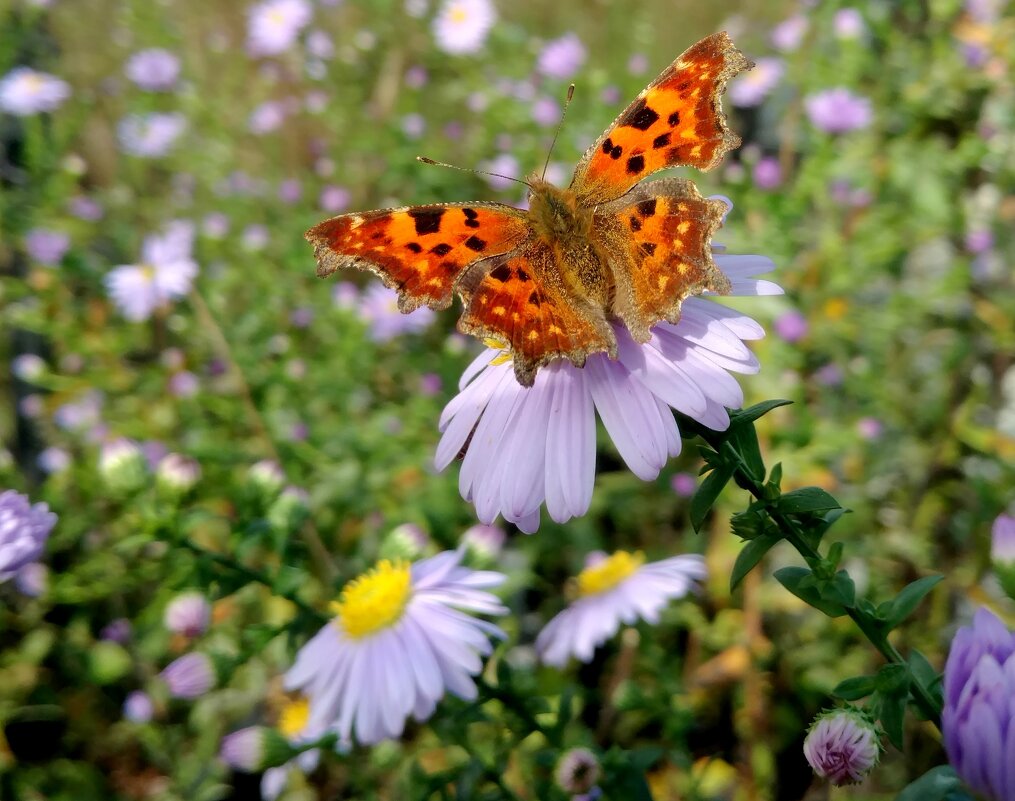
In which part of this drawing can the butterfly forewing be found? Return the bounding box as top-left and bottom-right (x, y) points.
(570, 32), (752, 206)
(306, 203), (529, 312)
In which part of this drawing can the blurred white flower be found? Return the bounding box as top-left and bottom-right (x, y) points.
(125, 49), (181, 91)
(105, 221), (198, 321)
(247, 0), (313, 57)
(433, 0), (496, 55)
(117, 112), (186, 157)
(0, 67), (70, 115)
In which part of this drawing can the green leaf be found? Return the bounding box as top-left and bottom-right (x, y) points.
(820, 571), (856, 608)
(881, 576), (944, 631)
(730, 533), (781, 592)
(773, 567), (847, 617)
(728, 422), (765, 484)
(896, 766), (963, 801)
(728, 399), (793, 426)
(832, 675), (877, 701)
(767, 462), (783, 489)
(874, 664), (911, 749)
(907, 650), (944, 717)
(689, 462), (735, 533)
(776, 487), (842, 515)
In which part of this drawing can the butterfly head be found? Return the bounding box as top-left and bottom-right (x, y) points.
(526, 176), (592, 247)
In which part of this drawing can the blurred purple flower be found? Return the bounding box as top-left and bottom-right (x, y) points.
(965, 229), (993, 255)
(752, 157), (782, 190)
(600, 85), (621, 105)
(24, 229), (70, 266)
(627, 53), (649, 75)
(161, 652), (215, 699)
(537, 33), (586, 80)
(123, 690), (154, 723)
(419, 372), (443, 397)
(771, 15), (808, 52)
(834, 9), (866, 39)
(105, 221), (197, 321)
(462, 523), (505, 559)
(164, 591), (211, 637)
(54, 391), (103, 431)
(805, 89), (872, 134)
(814, 363), (844, 387)
(305, 89), (328, 113)
(247, 0), (313, 57)
(101, 618), (132, 643)
(966, 0), (1003, 23)
(332, 281), (358, 309)
(479, 153), (519, 191)
(0, 490), (57, 582)
(305, 29), (334, 59)
(671, 472), (697, 498)
(943, 607), (1015, 801)
(730, 58), (784, 108)
(13, 561), (46, 596)
(169, 371), (199, 397)
(774, 310), (808, 342)
(249, 100), (288, 134)
(405, 65), (428, 89)
(401, 113), (426, 139)
(202, 212), (230, 239)
(68, 196), (103, 221)
(157, 453), (202, 493)
(433, 0), (495, 55)
(241, 224), (270, 251)
(0, 67), (70, 115)
(556, 748), (600, 795)
(803, 707), (881, 785)
(278, 178), (302, 204)
(532, 96), (561, 127)
(856, 417), (883, 440)
(319, 185), (350, 213)
(360, 283), (436, 342)
(38, 447), (71, 474)
(290, 306), (314, 328)
(117, 112), (186, 157)
(125, 49), (181, 91)
(992, 513), (1015, 565)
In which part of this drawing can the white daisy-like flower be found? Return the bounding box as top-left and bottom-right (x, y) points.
(105, 221), (198, 321)
(247, 0), (314, 57)
(432, 0), (496, 55)
(261, 696), (325, 800)
(0, 67), (70, 116)
(536, 551), (706, 667)
(284, 550), (507, 745)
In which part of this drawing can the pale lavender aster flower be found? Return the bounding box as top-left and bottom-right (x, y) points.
(319, 185), (350, 213)
(479, 153), (519, 191)
(14, 563), (48, 597)
(259, 697), (325, 800)
(432, 0), (496, 55)
(278, 178), (302, 204)
(202, 212), (230, 239)
(536, 551), (705, 666)
(556, 747), (600, 795)
(803, 707), (881, 785)
(54, 391), (103, 431)
(117, 112), (186, 157)
(856, 417), (883, 440)
(462, 523), (505, 559)
(966, 230), (994, 255)
(752, 157), (782, 190)
(38, 447), (70, 474)
(123, 690), (154, 722)
(249, 100), (288, 134)
(532, 96), (561, 128)
(0, 490), (57, 582)
(627, 53), (649, 75)
(771, 15), (808, 52)
(247, 0), (313, 57)
(125, 48), (181, 91)
(164, 591), (211, 637)
(241, 224), (270, 251)
(360, 283), (436, 342)
(671, 472), (697, 498)
(992, 514), (1015, 565)
(944, 607), (1015, 801)
(284, 550), (507, 744)
(774, 310), (808, 342)
(12, 354), (46, 382)
(401, 113), (426, 139)
(420, 373), (443, 397)
(405, 65), (428, 88)
(105, 221), (197, 321)
(101, 618), (132, 643)
(600, 85), (621, 105)
(161, 652), (215, 698)
(435, 253), (781, 532)
(24, 229), (70, 266)
(68, 196), (103, 221)
(305, 30), (334, 59)
(834, 9), (866, 39)
(0, 67), (70, 115)
(805, 89), (872, 134)
(815, 363), (844, 387)
(169, 370), (199, 397)
(332, 281), (359, 309)
(730, 58), (784, 108)
(537, 33), (586, 80)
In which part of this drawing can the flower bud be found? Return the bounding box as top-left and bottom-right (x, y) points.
(156, 453), (201, 496)
(555, 747), (601, 795)
(462, 524), (505, 563)
(123, 690), (154, 723)
(164, 591), (211, 637)
(267, 486), (310, 532)
(220, 726), (293, 771)
(0, 490), (57, 581)
(99, 438), (147, 493)
(247, 459), (285, 497)
(990, 513), (1015, 600)
(379, 523), (429, 561)
(160, 652), (215, 699)
(803, 707), (881, 785)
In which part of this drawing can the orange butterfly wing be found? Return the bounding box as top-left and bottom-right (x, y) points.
(306, 203), (530, 312)
(595, 178), (731, 342)
(456, 242), (617, 386)
(570, 32), (752, 205)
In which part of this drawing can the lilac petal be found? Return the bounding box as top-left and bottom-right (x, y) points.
(435, 364), (505, 469)
(511, 507), (541, 533)
(656, 397), (682, 458)
(458, 369), (524, 505)
(498, 371), (552, 519)
(714, 254), (778, 278)
(616, 331), (707, 417)
(459, 349), (496, 391)
(544, 366), (595, 523)
(683, 296), (765, 340)
(653, 323), (759, 374)
(668, 309), (755, 361)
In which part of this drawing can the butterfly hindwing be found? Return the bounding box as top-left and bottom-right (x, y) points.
(306, 203), (530, 312)
(570, 32), (751, 205)
(456, 242), (617, 386)
(595, 178), (731, 342)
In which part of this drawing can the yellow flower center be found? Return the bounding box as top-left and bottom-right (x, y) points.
(331, 559), (412, 638)
(278, 697), (310, 739)
(575, 551), (644, 597)
(450, 5), (469, 24)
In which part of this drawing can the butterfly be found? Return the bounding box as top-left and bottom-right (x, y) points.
(306, 32), (752, 387)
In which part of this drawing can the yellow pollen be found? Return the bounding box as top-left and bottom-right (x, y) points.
(575, 550), (645, 597)
(450, 6), (468, 23)
(331, 559), (412, 638)
(278, 697), (310, 739)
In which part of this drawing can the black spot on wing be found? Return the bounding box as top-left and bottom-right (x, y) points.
(602, 137), (614, 154)
(490, 264), (511, 282)
(528, 291), (541, 307)
(430, 243), (452, 256)
(609, 144), (623, 160)
(516, 268), (531, 283)
(652, 132), (671, 149)
(462, 207), (478, 220)
(626, 155), (645, 175)
(637, 199), (657, 218)
(405, 242), (422, 253)
(629, 215), (642, 232)
(668, 111), (681, 126)
(641, 243), (657, 257)
(464, 235), (486, 252)
(621, 98), (660, 131)
(408, 208), (444, 235)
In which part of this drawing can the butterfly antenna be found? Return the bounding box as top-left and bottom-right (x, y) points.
(541, 83), (575, 181)
(416, 156), (532, 189)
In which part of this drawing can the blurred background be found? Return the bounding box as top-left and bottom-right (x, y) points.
(1, 0), (1013, 799)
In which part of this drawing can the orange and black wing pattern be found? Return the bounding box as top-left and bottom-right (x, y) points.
(570, 32), (751, 206)
(597, 178), (731, 342)
(306, 203), (530, 312)
(456, 243), (617, 387)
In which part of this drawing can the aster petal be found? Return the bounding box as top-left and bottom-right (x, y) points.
(616, 331), (707, 417)
(261, 766), (289, 800)
(435, 362), (507, 470)
(544, 365), (596, 523)
(497, 369), (553, 520)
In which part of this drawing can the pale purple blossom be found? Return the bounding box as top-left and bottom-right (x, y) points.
(462, 524), (505, 559)
(284, 550), (507, 744)
(990, 513), (1015, 564)
(38, 447), (71, 474)
(249, 100), (288, 134)
(420, 373), (443, 396)
(15, 562), (47, 596)
(752, 157), (782, 190)
(479, 153), (520, 191)
(532, 96), (561, 128)
(161, 652), (215, 698)
(966, 229), (994, 255)
(556, 748), (600, 794)
(278, 178), (302, 204)
(405, 65), (428, 89)
(169, 370), (199, 397)
(0, 491), (57, 582)
(432, 0), (496, 55)
(105, 221), (197, 321)
(101, 618), (132, 643)
(123, 690), (154, 722)
(435, 252), (781, 532)
(117, 112), (186, 157)
(12, 354), (45, 382)
(164, 591), (211, 637)
(774, 310), (808, 342)
(68, 196), (103, 221)
(730, 58), (784, 108)
(856, 417), (883, 440)
(834, 9), (866, 39)
(241, 224), (270, 251)
(305, 30), (334, 59)
(319, 185), (350, 213)
(202, 212), (230, 239)
(943, 607), (1015, 801)
(805, 89), (872, 134)
(25, 229), (70, 266)
(627, 53), (649, 75)
(0, 67), (70, 115)
(360, 283), (436, 342)
(803, 707), (881, 785)
(401, 113), (426, 139)
(771, 15), (808, 52)
(125, 49), (181, 91)
(247, 0), (313, 57)
(671, 472), (697, 498)
(537, 33), (586, 80)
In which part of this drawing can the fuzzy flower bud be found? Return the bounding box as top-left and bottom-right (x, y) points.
(266, 486), (310, 532)
(220, 726), (293, 771)
(123, 690), (154, 723)
(247, 459), (285, 497)
(160, 652), (215, 699)
(164, 591), (211, 637)
(803, 707), (881, 786)
(555, 747), (601, 795)
(156, 453), (201, 496)
(378, 523), (430, 561)
(0, 490), (57, 581)
(990, 513), (1015, 600)
(99, 439), (147, 493)
(462, 524), (505, 563)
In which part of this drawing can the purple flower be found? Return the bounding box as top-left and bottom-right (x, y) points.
(479, 153), (519, 191)
(0, 67), (70, 115)
(319, 185), (350, 213)
(670, 472), (697, 498)
(729, 58), (784, 108)
(360, 283), (436, 342)
(462, 523), (505, 560)
(834, 9), (866, 40)
(537, 33), (586, 80)
(536, 552), (705, 666)
(117, 112), (186, 157)
(124, 49), (181, 91)
(401, 113), (426, 139)
(284, 550), (507, 744)
(966, 0), (1003, 23)
(856, 417), (882, 440)
(0, 491), (57, 582)
(419, 372), (443, 396)
(943, 607), (1015, 801)
(627, 53), (649, 75)
(24, 229), (70, 266)
(752, 157), (783, 191)
(805, 89), (872, 134)
(123, 690), (154, 723)
(241, 224), (270, 251)
(101, 618), (132, 643)
(435, 254), (781, 532)
(771, 15), (808, 52)
(278, 178), (302, 204)
(202, 212), (230, 239)
(14, 562), (47, 597)
(803, 707), (881, 785)
(556, 747), (600, 794)
(249, 100), (288, 135)
(220, 726), (293, 772)
(773, 310), (808, 342)
(532, 96), (561, 128)
(433, 0), (496, 55)
(160, 652), (215, 699)
(247, 0), (313, 57)
(258, 696), (324, 799)
(966, 229), (994, 255)
(992, 514), (1015, 565)
(405, 65), (428, 89)
(164, 591), (211, 637)
(305, 30), (334, 59)
(68, 196), (103, 221)
(105, 221), (197, 321)
(169, 370), (199, 397)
